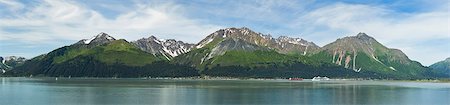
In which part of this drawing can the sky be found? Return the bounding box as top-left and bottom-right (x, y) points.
(0, 0), (448, 66)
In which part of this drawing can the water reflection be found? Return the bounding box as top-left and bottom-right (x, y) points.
(0, 78), (449, 105)
(1, 77), (4, 85)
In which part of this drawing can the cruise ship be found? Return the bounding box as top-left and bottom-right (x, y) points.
(312, 76), (330, 81)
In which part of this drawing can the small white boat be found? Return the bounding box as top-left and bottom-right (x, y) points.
(312, 76), (330, 81)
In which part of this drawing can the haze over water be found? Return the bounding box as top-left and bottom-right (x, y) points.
(1, 78), (449, 105)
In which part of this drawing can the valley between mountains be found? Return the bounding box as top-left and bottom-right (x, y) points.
(3, 27), (448, 79)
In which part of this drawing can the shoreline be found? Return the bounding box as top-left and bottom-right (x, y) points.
(2, 76), (448, 83)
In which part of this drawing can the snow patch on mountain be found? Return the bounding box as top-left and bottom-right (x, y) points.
(372, 54), (383, 64)
(83, 36), (96, 44)
(78, 32), (116, 45)
(389, 67), (397, 71)
(196, 38), (214, 48)
(277, 36), (309, 46)
(133, 36), (194, 59)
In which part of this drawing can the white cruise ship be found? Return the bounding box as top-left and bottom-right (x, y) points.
(312, 76), (330, 81)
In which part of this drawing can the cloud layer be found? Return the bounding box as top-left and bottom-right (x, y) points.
(0, 0), (222, 43)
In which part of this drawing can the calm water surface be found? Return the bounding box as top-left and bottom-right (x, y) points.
(0, 77), (449, 105)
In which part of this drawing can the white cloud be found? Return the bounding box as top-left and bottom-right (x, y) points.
(295, 3), (450, 65)
(0, 0), (222, 44)
(0, 0), (24, 11)
(299, 3), (449, 41)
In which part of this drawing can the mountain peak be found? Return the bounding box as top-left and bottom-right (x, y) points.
(94, 32), (115, 40)
(77, 32), (116, 45)
(1, 56), (26, 64)
(98, 32), (107, 36)
(148, 35), (158, 39)
(212, 27), (259, 35)
(133, 35), (194, 59)
(334, 32), (376, 45)
(223, 27), (250, 31)
(222, 27), (256, 36)
(240, 27), (250, 30)
(355, 32), (375, 40)
(356, 32), (368, 36)
(277, 36), (309, 46)
(430, 57), (450, 76)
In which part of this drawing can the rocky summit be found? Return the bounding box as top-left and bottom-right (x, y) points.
(76, 32), (116, 46)
(132, 36), (194, 60)
(0, 56), (26, 73)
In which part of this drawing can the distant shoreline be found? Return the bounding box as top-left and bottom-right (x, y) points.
(2, 76), (448, 83)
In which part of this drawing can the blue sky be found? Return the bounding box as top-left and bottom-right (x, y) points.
(0, 0), (448, 65)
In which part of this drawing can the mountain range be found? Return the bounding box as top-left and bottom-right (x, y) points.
(4, 27), (448, 79)
(0, 56), (26, 74)
(430, 57), (450, 76)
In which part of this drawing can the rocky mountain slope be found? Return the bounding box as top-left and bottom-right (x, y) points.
(172, 28), (378, 78)
(132, 36), (194, 60)
(174, 27), (320, 69)
(9, 33), (198, 77)
(75, 32), (116, 46)
(0, 56), (26, 74)
(310, 33), (439, 78)
(430, 57), (450, 76)
(195, 27), (319, 55)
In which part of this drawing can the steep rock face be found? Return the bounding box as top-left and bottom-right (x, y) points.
(173, 36), (271, 69)
(312, 33), (431, 78)
(174, 27), (323, 71)
(1, 56), (26, 66)
(132, 36), (194, 60)
(430, 57), (450, 76)
(76, 32), (116, 47)
(174, 28), (289, 69)
(0, 56), (26, 74)
(195, 27), (319, 55)
(207, 38), (269, 60)
(276, 36), (320, 55)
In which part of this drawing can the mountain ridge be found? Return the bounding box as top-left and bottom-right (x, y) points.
(0, 56), (26, 74)
(5, 27), (446, 79)
(310, 32), (437, 78)
(132, 36), (194, 60)
(430, 57), (450, 76)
